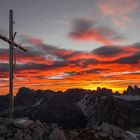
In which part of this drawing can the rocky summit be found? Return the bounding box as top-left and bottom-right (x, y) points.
(0, 86), (140, 139)
(0, 117), (66, 140)
(123, 85), (140, 95)
(1, 86), (140, 130)
(0, 117), (140, 140)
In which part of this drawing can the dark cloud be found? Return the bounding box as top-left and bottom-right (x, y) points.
(116, 52), (140, 64)
(0, 63), (47, 72)
(92, 46), (123, 56)
(69, 68), (108, 76)
(71, 19), (93, 33)
(78, 68), (108, 75)
(85, 68), (108, 74)
(1, 34), (140, 67)
(68, 18), (123, 45)
(0, 63), (9, 72)
(0, 48), (8, 55)
(1, 34), (140, 86)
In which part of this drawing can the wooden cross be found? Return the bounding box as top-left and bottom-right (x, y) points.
(0, 10), (27, 118)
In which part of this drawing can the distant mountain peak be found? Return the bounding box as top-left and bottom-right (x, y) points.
(123, 85), (140, 95)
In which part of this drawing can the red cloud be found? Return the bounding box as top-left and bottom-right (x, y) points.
(92, 45), (139, 61)
(68, 19), (123, 45)
(97, 0), (139, 27)
(27, 37), (43, 45)
(98, 0), (139, 16)
(69, 30), (120, 45)
(1, 35), (140, 94)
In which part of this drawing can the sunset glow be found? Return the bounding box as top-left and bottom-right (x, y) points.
(0, 0), (140, 94)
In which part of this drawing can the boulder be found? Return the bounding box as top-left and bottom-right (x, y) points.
(48, 127), (66, 140)
(100, 123), (125, 138)
(14, 129), (23, 140)
(14, 118), (33, 129)
(68, 130), (79, 138)
(0, 137), (5, 140)
(0, 117), (67, 140)
(0, 125), (8, 135)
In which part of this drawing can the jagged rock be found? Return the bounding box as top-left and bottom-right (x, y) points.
(127, 85), (134, 94)
(64, 128), (126, 140)
(34, 120), (44, 128)
(68, 130), (79, 138)
(0, 117), (67, 140)
(7, 138), (15, 140)
(43, 134), (48, 140)
(0, 117), (4, 124)
(0, 125), (8, 135)
(100, 123), (125, 138)
(125, 131), (138, 140)
(79, 93), (140, 129)
(30, 125), (45, 140)
(123, 85), (139, 95)
(1, 86), (140, 140)
(14, 118), (33, 129)
(136, 135), (140, 140)
(6, 129), (15, 137)
(114, 91), (120, 95)
(97, 87), (113, 95)
(4, 118), (14, 126)
(100, 123), (113, 135)
(98, 131), (109, 138)
(0, 137), (5, 140)
(50, 123), (58, 130)
(14, 87), (88, 129)
(24, 135), (32, 140)
(134, 85), (140, 95)
(14, 129), (23, 140)
(48, 127), (66, 140)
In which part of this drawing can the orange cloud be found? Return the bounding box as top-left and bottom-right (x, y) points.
(1, 35), (140, 94)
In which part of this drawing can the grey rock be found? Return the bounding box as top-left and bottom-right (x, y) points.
(6, 129), (15, 137)
(31, 126), (45, 140)
(0, 137), (5, 140)
(43, 134), (48, 140)
(50, 123), (58, 130)
(0, 125), (8, 135)
(137, 135), (140, 140)
(24, 135), (32, 140)
(34, 120), (44, 128)
(4, 118), (14, 126)
(98, 132), (108, 138)
(48, 128), (66, 140)
(0, 117), (67, 140)
(0, 118), (4, 124)
(100, 123), (125, 138)
(7, 138), (15, 140)
(14, 129), (23, 140)
(14, 118), (33, 129)
(68, 130), (79, 138)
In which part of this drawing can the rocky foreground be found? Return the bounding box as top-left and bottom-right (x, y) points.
(0, 117), (140, 140)
(0, 117), (66, 140)
(0, 86), (140, 139)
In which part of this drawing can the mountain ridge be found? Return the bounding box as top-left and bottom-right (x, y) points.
(16, 85), (140, 96)
(0, 85), (140, 130)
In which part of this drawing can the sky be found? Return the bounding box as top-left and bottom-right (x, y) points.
(0, 0), (140, 94)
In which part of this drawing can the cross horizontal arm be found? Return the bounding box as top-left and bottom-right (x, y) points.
(0, 33), (27, 52)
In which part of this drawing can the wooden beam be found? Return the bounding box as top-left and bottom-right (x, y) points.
(9, 9), (14, 118)
(0, 33), (27, 52)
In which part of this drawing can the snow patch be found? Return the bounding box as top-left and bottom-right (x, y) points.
(114, 95), (140, 101)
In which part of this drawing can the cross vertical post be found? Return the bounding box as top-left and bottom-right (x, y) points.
(0, 10), (27, 118)
(9, 9), (14, 118)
